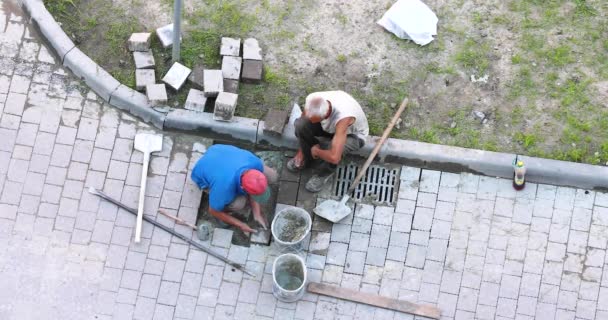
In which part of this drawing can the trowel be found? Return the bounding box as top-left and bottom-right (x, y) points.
(314, 98), (408, 223)
(134, 133), (163, 242)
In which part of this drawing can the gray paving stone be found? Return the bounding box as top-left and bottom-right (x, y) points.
(214, 92), (238, 122)
(309, 231), (331, 254)
(163, 62), (191, 91)
(220, 37), (241, 56)
(351, 217), (372, 234)
(326, 242), (348, 266)
(146, 84), (168, 105)
(344, 251), (365, 275)
(243, 38), (262, 60)
(184, 88), (207, 112)
(221, 56), (242, 80)
(135, 69), (155, 91)
(133, 51), (155, 69)
(203, 70), (223, 97)
(369, 224), (390, 248)
(405, 244), (426, 268)
(412, 207), (434, 231)
(241, 59), (263, 83)
(211, 228), (233, 248)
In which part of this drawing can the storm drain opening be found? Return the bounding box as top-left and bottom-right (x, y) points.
(333, 163), (400, 205)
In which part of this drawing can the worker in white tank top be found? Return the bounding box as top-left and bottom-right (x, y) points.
(287, 90), (370, 193)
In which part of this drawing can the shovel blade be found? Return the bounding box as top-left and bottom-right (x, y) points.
(134, 133), (163, 153)
(313, 199), (351, 223)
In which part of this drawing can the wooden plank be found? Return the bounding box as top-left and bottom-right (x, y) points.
(307, 282), (441, 319)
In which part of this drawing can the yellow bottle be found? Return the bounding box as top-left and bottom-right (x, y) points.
(513, 156), (526, 190)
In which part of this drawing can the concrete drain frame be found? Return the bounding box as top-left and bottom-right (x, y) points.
(331, 162), (401, 206)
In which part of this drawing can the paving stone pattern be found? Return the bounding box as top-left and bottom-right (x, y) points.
(2, 5), (608, 320)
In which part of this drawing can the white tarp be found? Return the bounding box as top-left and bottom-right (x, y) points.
(377, 0), (438, 46)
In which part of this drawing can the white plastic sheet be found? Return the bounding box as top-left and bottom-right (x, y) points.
(377, 0), (438, 46)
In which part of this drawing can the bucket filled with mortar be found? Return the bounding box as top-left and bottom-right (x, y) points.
(271, 207), (312, 249)
(272, 253), (307, 302)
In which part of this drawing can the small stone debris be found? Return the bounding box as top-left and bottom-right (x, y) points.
(184, 89), (207, 112)
(214, 92), (238, 122)
(128, 33), (152, 52)
(471, 74), (489, 83)
(220, 37), (241, 57)
(223, 79), (239, 94)
(263, 109), (289, 135)
(203, 70), (223, 97)
(162, 62), (192, 91)
(146, 83), (168, 106)
(241, 59), (263, 83)
(473, 110), (486, 123)
(221, 56), (242, 80)
(188, 66), (204, 90)
(243, 38), (262, 60)
(133, 51), (155, 69)
(156, 24), (179, 48)
(135, 69), (155, 91)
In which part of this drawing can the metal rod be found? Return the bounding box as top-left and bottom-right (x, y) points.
(172, 0), (182, 62)
(88, 187), (255, 276)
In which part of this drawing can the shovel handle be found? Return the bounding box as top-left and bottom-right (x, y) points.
(348, 98), (408, 194)
(159, 209), (198, 230)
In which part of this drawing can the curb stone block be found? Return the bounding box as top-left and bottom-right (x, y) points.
(164, 109), (258, 144)
(262, 109), (289, 135)
(220, 37), (241, 57)
(133, 51), (155, 69)
(203, 70), (223, 97)
(162, 62), (191, 91)
(156, 24), (179, 48)
(62, 48), (120, 102)
(243, 38), (262, 60)
(241, 60), (263, 83)
(146, 84), (168, 106)
(128, 33), (152, 52)
(223, 79), (239, 94)
(184, 89), (207, 112)
(109, 85), (165, 129)
(221, 56), (242, 80)
(188, 66), (204, 90)
(214, 92), (238, 122)
(21, 0), (75, 61)
(135, 69), (155, 91)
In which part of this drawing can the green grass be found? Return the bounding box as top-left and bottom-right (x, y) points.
(181, 30), (221, 68)
(455, 38), (490, 74)
(336, 54), (347, 63)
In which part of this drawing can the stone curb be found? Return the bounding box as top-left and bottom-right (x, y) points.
(21, 0), (608, 191)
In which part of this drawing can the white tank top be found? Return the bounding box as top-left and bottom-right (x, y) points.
(306, 91), (369, 140)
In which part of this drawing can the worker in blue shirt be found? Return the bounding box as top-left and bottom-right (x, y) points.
(191, 145), (278, 234)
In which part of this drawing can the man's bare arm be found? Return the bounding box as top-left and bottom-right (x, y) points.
(208, 207), (255, 233)
(312, 117), (354, 164)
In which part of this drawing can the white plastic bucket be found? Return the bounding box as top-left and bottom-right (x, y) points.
(272, 253), (307, 302)
(271, 207), (312, 249)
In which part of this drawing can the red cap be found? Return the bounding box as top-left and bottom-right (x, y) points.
(242, 170), (269, 198)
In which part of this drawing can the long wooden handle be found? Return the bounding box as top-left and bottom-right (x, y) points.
(159, 209), (197, 230)
(134, 152), (150, 243)
(347, 98), (408, 193)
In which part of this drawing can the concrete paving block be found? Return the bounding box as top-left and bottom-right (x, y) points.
(243, 38), (262, 60)
(128, 33), (152, 51)
(135, 69), (155, 91)
(203, 70), (223, 97)
(146, 84), (168, 106)
(156, 23), (180, 48)
(241, 60), (263, 83)
(223, 79), (239, 94)
(214, 92), (238, 122)
(133, 51), (155, 69)
(184, 89), (207, 112)
(221, 56), (242, 80)
(250, 230), (270, 245)
(262, 109), (289, 135)
(212, 228), (234, 248)
(188, 66), (204, 89)
(162, 62), (191, 91)
(220, 37), (241, 56)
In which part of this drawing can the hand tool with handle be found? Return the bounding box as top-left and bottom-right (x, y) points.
(88, 187), (255, 276)
(313, 97), (409, 222)
(134, 133), (163, 242)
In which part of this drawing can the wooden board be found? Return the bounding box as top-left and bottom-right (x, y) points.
(307, 282), (441, 319)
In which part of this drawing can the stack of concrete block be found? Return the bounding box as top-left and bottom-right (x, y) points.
(242, 38), (263, 83)
(220, 37), (241, 94)
(129, 32), (157, 93)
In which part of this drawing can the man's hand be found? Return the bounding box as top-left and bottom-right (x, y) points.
(249, 196), (269, 230)
(238, 222), (256, 235)
(311, 144), (321, 159)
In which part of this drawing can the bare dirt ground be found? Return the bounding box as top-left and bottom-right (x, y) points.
(47, 0), (608, 164)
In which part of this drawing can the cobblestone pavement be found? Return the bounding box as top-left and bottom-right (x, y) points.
(3, 4), (608, 320)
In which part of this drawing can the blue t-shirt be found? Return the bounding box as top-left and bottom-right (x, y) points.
(191, 144), (264, 211)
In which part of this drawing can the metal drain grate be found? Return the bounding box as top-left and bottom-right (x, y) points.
(333, 163), (399, 205)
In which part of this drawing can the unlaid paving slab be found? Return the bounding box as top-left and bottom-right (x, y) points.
(156, 23), (179, 48)
(188, 66), (204, 90)
(221, 56), (242, 80)
(128, 33), (151, 52)
(220, 37), (241, 56)
(243, 38), (262, 60)
(135, 69), (155, 91)
(203, 70), (223, 97)
(133, 51), (155, 69)
(241, 59), (263, 83)
(213, 92), (238, 122)
(146, 84), (167, 105)
(162, 62), (191, 91)
(184, 89), (207, 112)
(223, 79), (239, 94)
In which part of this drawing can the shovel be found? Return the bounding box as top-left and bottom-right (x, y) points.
(134, 133), (163, 242)
(313, 98), (408, 223)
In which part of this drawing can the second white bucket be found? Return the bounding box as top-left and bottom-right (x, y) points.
(271, 207), (312, 249)
(272, 253), (307, 302)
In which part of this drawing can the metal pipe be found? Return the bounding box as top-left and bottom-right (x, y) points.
(172, 0), (182, 62)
